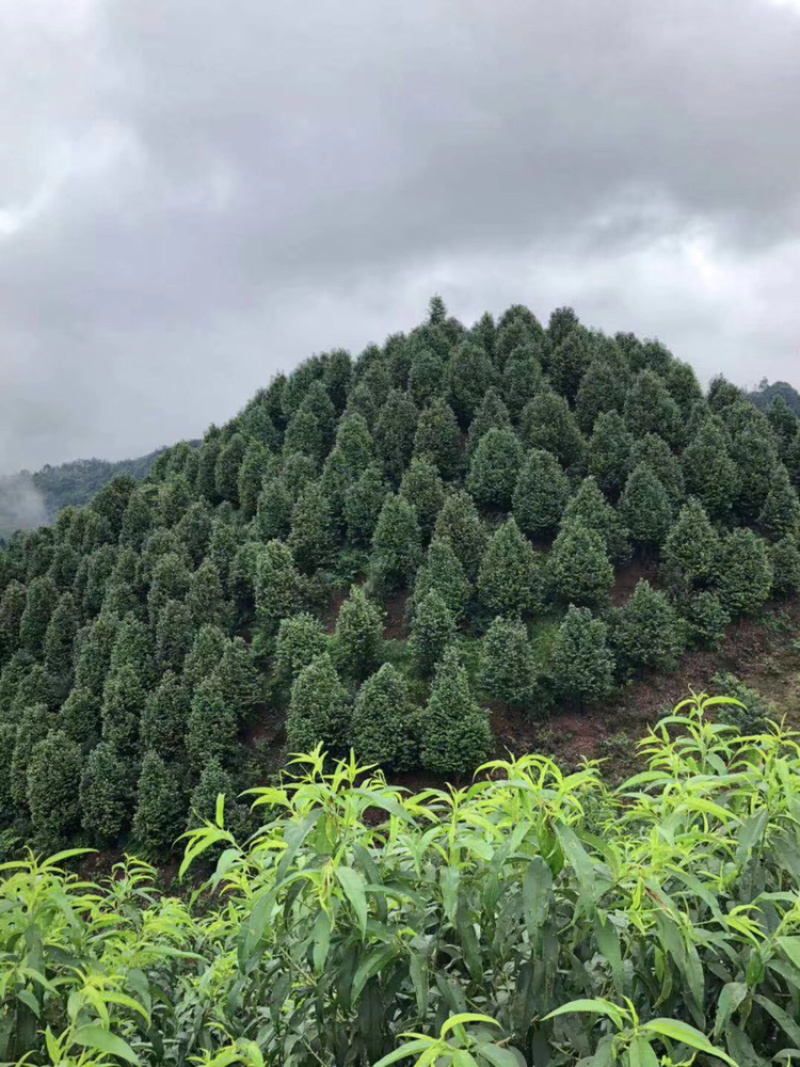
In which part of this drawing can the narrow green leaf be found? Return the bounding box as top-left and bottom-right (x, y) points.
(522, 857), (552, 942)
(544, 999), (626, 1030)
(714, 982), (748, 1036)
(73, 1025), (140, 1065)
(754, 994), (800, 1049)
(640, 1018), (737, 1066)
(372, 1038), (434, 1067)
(627, 1035), (659, 1067)
(336, 865), (368, 938)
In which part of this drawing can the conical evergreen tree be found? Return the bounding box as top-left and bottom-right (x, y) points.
(412, 538), (472, 623)
(619, 464), (673, 550)
(155, 599), (194, 675)
(186, 677), (238, 771)
(255, 540), (302, 636)
(520, 390), (586, 469)
(9, 704), (49, 808)
(80, 741), (135, 844)
(630, 434), (685, 507)
(286, 653), (349, 755)
(334, 586), (384, 683)
(140, 670), (191, 760)
(433, 491), (487, 583)
(420, 646), (491, 776)
(183, 624), (227, 691)
(610, 580), (685, 676)
(661, 499), (719, 597)
(43, 592), (78, 680)
(551, 606), (615, 705)
(0, 581), (27, 663)
(549, 523), (614, 608)
(467, 427), (524, 511)
(681, 419), (737, 520)
(589, 411), (635, 499)
(237, 441), (271, 520)
(715, 529), (773, 617)
(59, 687), (101, 750)
(101, 663), (145, 758)
(374, 390), (419, 483)
(399, 458), (445, 543)
(187, 559), (229, 629)
(352, 664), (416, 771)
(410, 590), (457, 678)
(575, 358), (626, 433)
(444, 342), (495, 428)
(27, 730), (83, 851)
(344, 463), (389, 548)
(274, 613), (328, 689)
(502, 346), (543, 421)
(256, 477), (294, 542)
(478, 616), (536, 709)
(562, 477), (629, 564)
(478, 519), (541, 617)
(289, 481), (335, 573)
(408, 347), (444, 408)
(512, 449), (571, 538)
(624, 369), (682, 445)
(133, 750), (187, 859)
(759, 464), (800, 540)
(549, 328), (591, 403)
(467, 388), (511, 456)
(370, 495), (422, 592)
(19, 575), (59, 656)
(413, 397), (463, 481)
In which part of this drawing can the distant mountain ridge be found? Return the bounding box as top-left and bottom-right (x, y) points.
(0, 447), (195, 540)
(748, 378), (800, 417)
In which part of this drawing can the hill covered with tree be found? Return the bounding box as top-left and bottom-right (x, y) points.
(0, 448), (188, 542)
(748, 377), (800, 418)
(1, 297), (800, 860)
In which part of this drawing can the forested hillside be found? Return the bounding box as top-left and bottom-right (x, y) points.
(1, 298), (800, 861)
(0, 448), (181, 542)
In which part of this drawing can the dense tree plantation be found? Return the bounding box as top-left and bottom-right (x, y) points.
(2, 298), (800, 864)
(4, 700), (800, 1066)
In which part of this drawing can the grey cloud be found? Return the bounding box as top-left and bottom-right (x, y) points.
(0, 0), (799, 472)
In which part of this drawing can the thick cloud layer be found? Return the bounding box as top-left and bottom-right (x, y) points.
(1, 0), (799, 471)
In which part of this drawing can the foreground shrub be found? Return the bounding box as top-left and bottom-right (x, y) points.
(3, 698), (800, 1067)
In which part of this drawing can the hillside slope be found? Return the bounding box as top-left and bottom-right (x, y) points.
(1, 298), (800, 861)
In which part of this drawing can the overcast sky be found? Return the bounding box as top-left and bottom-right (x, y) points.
(1, 0), (799, 473)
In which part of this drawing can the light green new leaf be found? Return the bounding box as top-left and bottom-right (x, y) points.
(335, 865), (368, 937)
(73, 1025), (140, 1065)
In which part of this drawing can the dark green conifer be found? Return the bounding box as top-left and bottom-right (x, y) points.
(274, 613), (328, 689)
(412, 538), (472, 623)
(101, 663), (145, 758)
(133, 750), (187, 859)
(186, 677), (238, 771)
(411, 590), (457, 678)
(59, 687), (101, 750)
(27, 731), (83, 850)
(551, 606), (615, 705)
(444, 342), (495, 427)
(575, 359), (627, 433)
(715, 529), (773, 617)
(619, 464), (673, 550)
(374, 390), (419, 483)
(140, 669), (191, 760)
(589, 411), (635, 499)
(478, 519), (541, 617)
(43, 592), (78, 682)
(433, 491), (487, 583)
(549, 523), (614, 608)
(771, 535), (800, 596)
(610, 580), (685, 676)
(520, 390), (586, 469)
(661, 499), (719, 596)
(155, 599), (194, 675)
(413, 397), (463, 481)
(286, 653), (350, 755)
(370, 495), (422, 592)
(467, 427), (524, 511)
(80, 741), (135, 844)
(344, 464), (389, 548)
(512, 449), (571, 538)
(255, 541), (302, 635)
(420, 646), (491, 777)
(399, 458), (445, 543)
(759, 464), (800, 540)
(352, 664), (416, 771)
(681, 419), (737, 520)
(289, 481), (335, 573)
(19, 575), (59, 656)
(562, 477), (629, 564)
(478, 616), (536, 709)
(334, 585), (384, 682)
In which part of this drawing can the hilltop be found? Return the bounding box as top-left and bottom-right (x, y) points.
(1, 297), (800, 863)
